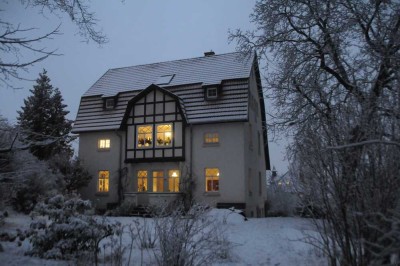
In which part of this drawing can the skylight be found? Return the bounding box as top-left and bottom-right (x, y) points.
(155, 74), (174, 85)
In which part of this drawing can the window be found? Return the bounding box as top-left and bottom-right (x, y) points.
(152, 171), (164, 192)
(156, 124), (172, 146)
(206, 87), (218, 99)
(98, 170), (109, 192)
(138, 171), (148, 192)
(98, 139), (110, 150)
(105, 98), (115, 109)
(205, 168), (219, 192)
(137, 125), (153, 147)
(168, 170), (180, 192)
(204, 133), (219, 144)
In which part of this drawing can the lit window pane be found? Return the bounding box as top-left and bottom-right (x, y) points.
(156, 124), (173, 146)
(137, 126), (153, 147)
(138, 171), (148, 191)
(153, 171), (164, 192)
(98, 170), (109, 192)
(168, 170), (180, 192)
(99, 139), (110, 149)
(204, 133), (219, 144)
(205, 168), (219, 192)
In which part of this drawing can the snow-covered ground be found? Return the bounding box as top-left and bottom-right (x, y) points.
(0, 209), (327, 265)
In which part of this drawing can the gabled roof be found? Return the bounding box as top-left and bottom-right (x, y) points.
(121, 84), (187, 125)
(83, 52), (254, 97)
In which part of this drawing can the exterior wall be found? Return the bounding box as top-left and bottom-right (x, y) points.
(78, 131), (125, 209)
(188, 123), (246, 207)
(244, 66), (268, 217)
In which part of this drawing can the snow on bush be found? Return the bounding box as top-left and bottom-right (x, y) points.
(153, 203), (233, 266)
(27, 194), (118, 263)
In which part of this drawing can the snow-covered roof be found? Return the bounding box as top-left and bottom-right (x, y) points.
(83, 52), (254, 97)
(72, 52), (258, 133)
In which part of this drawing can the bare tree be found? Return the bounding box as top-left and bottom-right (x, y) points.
(230, 0), (400, 265)
(1, 0), (108, 88)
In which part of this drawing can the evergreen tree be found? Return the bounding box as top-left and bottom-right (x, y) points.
(17, 70), (73, 160)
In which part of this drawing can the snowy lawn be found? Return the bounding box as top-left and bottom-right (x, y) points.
(0, 209), (327, 265)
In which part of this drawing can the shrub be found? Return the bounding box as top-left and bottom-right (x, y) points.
(28, 194), (117, 264)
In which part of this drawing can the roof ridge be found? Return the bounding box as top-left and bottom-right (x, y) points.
(108, 51), (248, 72)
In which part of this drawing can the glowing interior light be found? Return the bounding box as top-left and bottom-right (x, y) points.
(172, 171), (178, 177)
(165, 132), (172, 138)
(217, 172), (220, 176)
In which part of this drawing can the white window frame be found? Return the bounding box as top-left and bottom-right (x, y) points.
(105, 98), (115, 109)
(206, 87), (218, 99)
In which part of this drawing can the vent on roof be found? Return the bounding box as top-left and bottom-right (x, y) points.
(204, 51), (215, 56)
(155, 74), (175, 85)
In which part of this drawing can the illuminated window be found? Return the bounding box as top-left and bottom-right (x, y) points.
(98, 170), (109, 192)
(137, 126), (153, 148)
(138, 171), (148, 192)
(168, 170), (180, 192)
(205, 168), (219, 192)
(156, 124), (172, 146)
(98, 139), (110, 149)
(152, 171), (164, 192)
(204, 133), (219, 144)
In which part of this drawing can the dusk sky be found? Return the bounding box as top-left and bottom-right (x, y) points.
(1, 0), (288, 173)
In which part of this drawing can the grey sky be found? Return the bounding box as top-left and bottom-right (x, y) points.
(0, 0), (288, 174)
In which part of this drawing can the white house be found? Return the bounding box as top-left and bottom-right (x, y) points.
(72, 51), (270, 217)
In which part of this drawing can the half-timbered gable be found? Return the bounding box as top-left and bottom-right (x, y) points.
(123, 84), (186, 162)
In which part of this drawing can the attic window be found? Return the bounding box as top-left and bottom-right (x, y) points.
(206, 87), (218, 100)
(155, 74), (174, 85)
(105, 98), (115, 109)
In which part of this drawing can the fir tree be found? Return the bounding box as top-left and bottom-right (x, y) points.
(17, 70), (73, 160)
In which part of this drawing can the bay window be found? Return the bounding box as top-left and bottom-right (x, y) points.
(137, 123), (173, 148)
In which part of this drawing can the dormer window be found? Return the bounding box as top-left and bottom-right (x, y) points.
(207, 87), (218, 99)
(104, 98), (116, 110)
(204, 85), (221, 101)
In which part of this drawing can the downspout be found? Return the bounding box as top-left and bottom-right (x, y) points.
(115, 130), (123, 205)
(190, 124), (193, 177)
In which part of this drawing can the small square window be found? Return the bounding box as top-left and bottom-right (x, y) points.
(105, 98), (115, 109)
(204, 133), (219, 144)
(98, 139), (110, 150)
(206, 87), (218, 99)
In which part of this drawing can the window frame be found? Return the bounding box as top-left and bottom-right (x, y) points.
(98, 170), (110, 193)
(137, 170), (148, 192)
(155, 123), (173, 147)
(206, 87), (218, 99)
(168, 170), (180, 192)
(104, 98), (115, 110)
(98, 138), (111, 150)
(137, 125), (154, 148)
(152, 170), (164, 192)
(205, 168), (220, 192)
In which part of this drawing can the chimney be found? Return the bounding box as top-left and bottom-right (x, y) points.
(204, 51), (215, 56)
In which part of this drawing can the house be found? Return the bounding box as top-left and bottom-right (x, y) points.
(72, 51), (270, 217)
